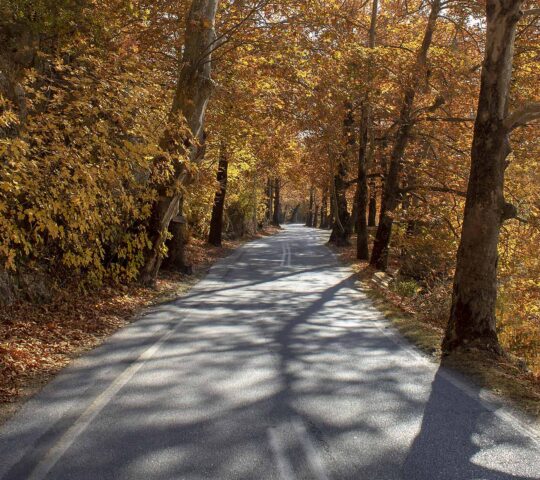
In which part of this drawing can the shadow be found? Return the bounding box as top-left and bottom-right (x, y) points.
(403, 364), (539, 480)
(1, 225), (539, 479)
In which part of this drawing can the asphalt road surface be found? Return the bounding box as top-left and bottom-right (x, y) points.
(1, 225), (539, 480)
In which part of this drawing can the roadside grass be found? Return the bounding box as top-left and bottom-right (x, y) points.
(0, 227), (280, 425)
(329, 235), (540, 423)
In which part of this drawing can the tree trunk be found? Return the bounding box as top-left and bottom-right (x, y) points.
(289, 204), (300, 223)
(272, 178), (281, 227)
(266, 178), (273, 224)
(356, 106), (370, 260)
(329, 189), (335, 228)
(140, 0), (219, 286)
(306, 186), (315, 227)
(442, 0), (524, 355)
(329, 104), (354, 246)
(370, 0), (441, 270)
(320, 189), (328, 228)
(368, 180), (377, 227)
(356, 0), (378, 260)
(313, 204), (319, 229)
(208, 147), (229, 247)
(162, 195), (192, 274)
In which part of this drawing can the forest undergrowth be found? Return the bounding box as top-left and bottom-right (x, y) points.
(331, 234), (540, 420)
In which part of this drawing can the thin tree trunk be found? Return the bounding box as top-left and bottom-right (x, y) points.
(329, 188), (335, 229)
(443, 0), (525, 355)
(320, 189), (328, 228)
(306, 186), (315, 227)
(272, 178), (281, 227)
(289, 204), (300, 223)
(140, 0), (219, 286)
(368, 180), (377, 227)
(266, 178), (273, 224)
(350, 187), (359, 234)
(370, 0), (441, 270)
(208, 146), (229, 247)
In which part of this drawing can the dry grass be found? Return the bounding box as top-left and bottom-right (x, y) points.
(329, 236), (540, 421)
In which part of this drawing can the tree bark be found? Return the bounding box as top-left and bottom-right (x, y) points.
(272, 178), (281, 227)
(320, 188), (328, 228)
(356, 0), (378, 260)
(208, 146), (228, 247)
(370, 0), (441, 270)
(140, 0), (219, 286)
(356, 106), (370, 260)
(306, 186), (315, 227)
(329, 104), (354, 246)
(368, 180), (377, 227)
(265, 178), (273, 224)
(442, 0), (524, 355)
(162, 197), (192, 274)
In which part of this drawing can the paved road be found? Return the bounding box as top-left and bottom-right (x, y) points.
(1, 225), (539, 480)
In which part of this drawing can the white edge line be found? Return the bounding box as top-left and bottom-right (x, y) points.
(318, 227), (540, 447)
(267, 427), (296, 480)
(292, 419), (331, 480)
(26, 322), (182, 480)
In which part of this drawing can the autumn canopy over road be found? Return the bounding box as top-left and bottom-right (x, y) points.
(1, 1), (540, 478)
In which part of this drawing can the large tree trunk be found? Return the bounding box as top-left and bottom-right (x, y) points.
(208, 146), (229, 247)
(329, 162), (352, 245)
(162, 195), (192, 274)
(329, 104), (354, 246)
(140, 0), (219, 286)
(370, 0), (441, 270)
(272, 178), (281, 227)
(442, 0), (525, 355)
(356, 0), (378, 260)
(320, 188), (328, 228)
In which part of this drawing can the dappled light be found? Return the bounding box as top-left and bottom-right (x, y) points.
(1, 227), (538, 479)
(1, 0), (539, 478)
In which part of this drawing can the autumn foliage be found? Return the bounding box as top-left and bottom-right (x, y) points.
(0, 0), (539, 379)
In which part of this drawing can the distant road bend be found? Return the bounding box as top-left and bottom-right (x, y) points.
(0, 225), (539, 480)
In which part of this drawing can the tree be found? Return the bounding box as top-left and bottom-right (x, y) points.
(208, 143), (229, 247)
(272, 178), (281, 227)
(356, 0), (378, 260)
(370, 0), (443, 271)
(329, 104), (354, 246)
(140, 0), (219, 286)
(443, 1), (540, 354)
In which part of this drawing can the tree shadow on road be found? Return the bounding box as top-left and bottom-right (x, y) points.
(402, 363), (539, 480)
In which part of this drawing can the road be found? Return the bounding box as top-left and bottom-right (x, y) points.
(0, 225), (539, 480)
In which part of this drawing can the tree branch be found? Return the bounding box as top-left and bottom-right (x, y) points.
(422, 116), (475, 123)
(504, 102), (540, 130)
(401, 185), (466, 197)
(345, 173), (381, 188)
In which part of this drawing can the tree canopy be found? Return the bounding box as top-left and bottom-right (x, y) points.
(1, 0), (539, 373)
